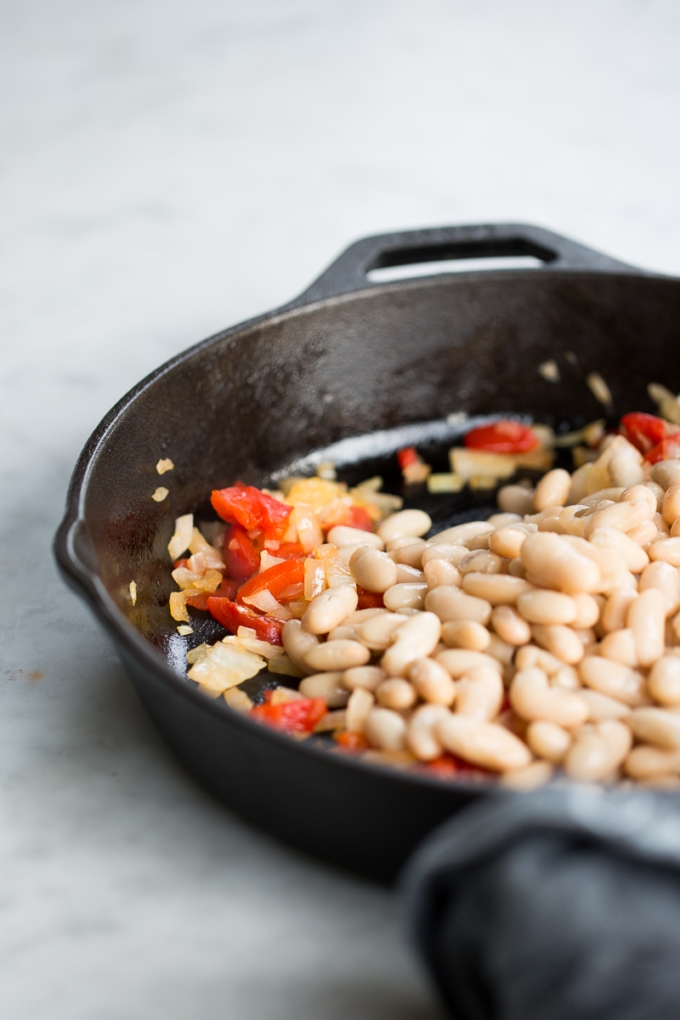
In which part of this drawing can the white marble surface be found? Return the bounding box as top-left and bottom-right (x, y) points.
(2, 1), (680, 1017)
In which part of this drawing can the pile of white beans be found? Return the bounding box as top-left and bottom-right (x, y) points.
(282, 435), (680, 789)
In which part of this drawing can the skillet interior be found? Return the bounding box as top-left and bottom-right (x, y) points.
(58, 260), (680, 879)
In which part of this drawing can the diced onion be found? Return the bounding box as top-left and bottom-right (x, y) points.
(168, 514), (194, 561)
(152, 487), (169, 502)
(156, 458), (175, 474)
(187, 637), (266, 692)
(169, 591), (189, 622)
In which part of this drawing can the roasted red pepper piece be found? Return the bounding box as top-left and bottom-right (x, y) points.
(237, 559), (305, 606)
(185, 579), (238, 611)
(211, 483), (292, 540)
(645, 434), (680, 464)
(321, 503), (373, 533)
(267, 541), (306, 560)
(356, 588), (385, 610)
(397, 446), (419, 470)
(206, 596), (284, 644)
(334, 730), (370, 752)
(464, 420), (539, 454)
(620, 412), (667, 455)
(223, 524), (261, 582)
(250, 696), (327, 733)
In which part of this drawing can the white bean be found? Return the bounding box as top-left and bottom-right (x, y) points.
(627, 588), (666, 667)
(491, 605), (531, 645)
(436, 648), (504, 677)
(571, 592), (601, 629)
(517, 589), (577, 625)
(424, 559), (462, 589)
(342, 665), (386, 692)
(377, 509), (432, 543)
(662, 484), (680, 525)
(648, 656), (680, 706)
(488, 524), (535, 560)
(421, 543), (469, 566)
(282, 619), (319, 675)
(520, 533), (601, 594)
(510, 667), (589, 727)
(598, 628), (639, 667)
(390, 539), (426, 567)
(358, 612), (409, 650)
(497, 485), (535, 515)
(458, 551), (505, 575)
(406, 704), (450, 761)
(376, 678), (417, 711)
(328, 525), (384, 550)
(382, 611), (441, 677)
(533, 469), (572, 511)
(579, 655), (648, 706)
(349, 546), (398, 593)
(602, 589), (637, 633)
(383, 582), (428, 611)
(299, 672), (349, 707)
(441, 620), (491, 652)
(436, 714), (532, 772)
(394, 563), (426, 583)
(302, 584), (358, 635)
(409, 657), (457, 705)
(578, 688), (631, 721)
(564, 720), (632, 781)
(426, 521), (494, 546)
(345, 687), (374, 733)
(304, 639), (370, 672)
(364, 707), (407, 751)
(499, 761), (554, 789)
(526, 720), (572, 762)
(461, 573), (532, 605)
(531, 624), (585, 665)
(455, 665), (503, 721)
(639, 561), (680, 616)
(652, 461), (680, 489)
(589, 527), (650, 573)
(625, 744), (680, 780)
(425, 586), (492, 624)
(515, 644), (563, 675)
(649, 538), (680, 567)
(629, 707), (680, 749)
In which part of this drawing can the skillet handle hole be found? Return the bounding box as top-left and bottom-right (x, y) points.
(367, 237), (556, 283)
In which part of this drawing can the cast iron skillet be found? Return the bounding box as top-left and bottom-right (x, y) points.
(54, 224), (680, 881)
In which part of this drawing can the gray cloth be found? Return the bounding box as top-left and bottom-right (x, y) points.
(404, 785), (680, 1020)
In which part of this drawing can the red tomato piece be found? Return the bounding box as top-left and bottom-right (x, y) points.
(206, 597), (284, 645)
(185, 579), (238, 611)
(334, 731), (370, 752)
(464, 420), (539, 454)
(322, 503), (373, 533)
(223, 525), (261, 582)
(173, 558), (191, 569)
(250, 697), (327, 733)
(620, 412), (667, 455)
(397, 446), (419, 470)
(356, 588), (385, 610)
(237, 559), (305, 606)
(267, 541), (306, 560)
(645, 434), (680, 464)
(211, 483), (292, 541)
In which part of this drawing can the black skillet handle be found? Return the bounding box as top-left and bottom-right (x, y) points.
(298, 223), (639, 304)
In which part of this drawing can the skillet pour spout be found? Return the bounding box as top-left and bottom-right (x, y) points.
(54, 223), (679, 880)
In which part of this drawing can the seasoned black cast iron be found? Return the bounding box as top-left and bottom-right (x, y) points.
(54, 224), (680, 881)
